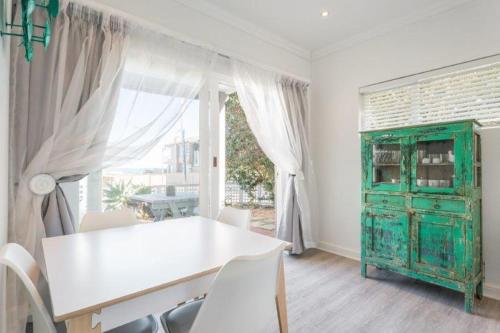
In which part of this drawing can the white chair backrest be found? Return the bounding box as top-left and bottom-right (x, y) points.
(190, 243), (287, 333)
(0, 243), (57, 333)
(79, 208), (137, 233)
(217, 206), (251, 230)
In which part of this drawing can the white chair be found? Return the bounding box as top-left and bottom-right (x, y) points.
(216, 206), (251, 230)
(79, 207), (138, 233)
(0, 243), (64, 333)
(160, 243), (287, 333)
(0, 243), (158, 333)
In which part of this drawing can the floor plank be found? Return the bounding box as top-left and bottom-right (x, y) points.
(269, 249), (500, 333)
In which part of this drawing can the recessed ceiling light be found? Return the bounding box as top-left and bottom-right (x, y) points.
(321, 10), (329, 17)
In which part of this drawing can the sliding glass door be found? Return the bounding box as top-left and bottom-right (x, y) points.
(75, 77), (278, 234)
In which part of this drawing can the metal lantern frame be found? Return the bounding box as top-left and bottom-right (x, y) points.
(0, 0), (59, 62)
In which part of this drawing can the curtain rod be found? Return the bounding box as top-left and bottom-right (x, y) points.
(360, 52), (500, 90)
(68, 0), (311, 84)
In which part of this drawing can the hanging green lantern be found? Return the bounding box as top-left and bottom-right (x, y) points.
(20, 18), (32, 61)
(1, 0), (59, 62)
(42, 19), (50, 47)
(23, 0), (36, 17)
(46, 0), (58, 18)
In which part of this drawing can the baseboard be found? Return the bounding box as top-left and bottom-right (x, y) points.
(484, 283), (500, 301)
(314, 241), (500, 301)
(316, 241), (361, 261)
(304, 240), (318, 249)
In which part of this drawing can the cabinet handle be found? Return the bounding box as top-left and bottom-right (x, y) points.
(382, 199), (388, 204)
(434, 204), (441, 209)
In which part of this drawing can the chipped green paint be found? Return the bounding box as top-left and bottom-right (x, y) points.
(360, 120), (483, 314)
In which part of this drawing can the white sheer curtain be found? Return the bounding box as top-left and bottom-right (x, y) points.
(102, 28), (216, 168)
(6, 2), (216, 333)
(231, 60), (316, 254)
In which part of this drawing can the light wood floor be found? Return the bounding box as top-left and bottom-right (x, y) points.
(268, 249), (500, 333)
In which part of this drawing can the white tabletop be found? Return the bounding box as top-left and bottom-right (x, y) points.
(42, 216), (288, 322)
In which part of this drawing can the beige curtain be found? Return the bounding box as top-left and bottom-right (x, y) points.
(6, 2), (128, 332)
(231, 60), (316, 254)
(277, 78), (314, 254)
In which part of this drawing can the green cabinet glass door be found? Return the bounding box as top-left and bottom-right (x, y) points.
(411, 213), (466, 280)
(365, 208), (409, 267)
(410, 132), (465, 195)
(366, 137), (408, 192)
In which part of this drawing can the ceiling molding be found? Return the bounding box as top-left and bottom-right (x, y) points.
(312, 0), (475, 61)
(173, 0), (311, 60)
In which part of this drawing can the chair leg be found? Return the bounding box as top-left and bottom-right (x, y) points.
(275, 257), (288, 333)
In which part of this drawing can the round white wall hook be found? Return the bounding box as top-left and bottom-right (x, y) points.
(29, 174), (56, 195)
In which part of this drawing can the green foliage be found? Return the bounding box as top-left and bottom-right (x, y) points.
(225, 93), (274, 204)
(103, 180), (151, 211)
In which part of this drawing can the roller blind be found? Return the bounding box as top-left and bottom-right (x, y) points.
(361, 62), (500, 131)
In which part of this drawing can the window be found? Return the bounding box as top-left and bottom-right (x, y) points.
(361, 62), (500, 131)
(80, 88), (201, 222)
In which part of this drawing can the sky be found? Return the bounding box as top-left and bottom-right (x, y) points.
(109, 88), (200, 169)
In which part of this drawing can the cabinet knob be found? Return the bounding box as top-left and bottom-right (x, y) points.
(382, 199), (388, 204)
(434, 204), (441, 209)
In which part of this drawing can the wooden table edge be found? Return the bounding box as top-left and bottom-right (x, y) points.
(53, 266), (221, 322)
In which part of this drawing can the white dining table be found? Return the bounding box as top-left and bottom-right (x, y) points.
(42, 216), (290, 333)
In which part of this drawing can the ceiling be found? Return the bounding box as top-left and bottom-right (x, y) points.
(177, 0), (472, 57)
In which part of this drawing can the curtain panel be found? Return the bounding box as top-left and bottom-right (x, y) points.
(7, 2), (129, 332)
(231, 60), (316, 254)
(6, 2), (217, 331)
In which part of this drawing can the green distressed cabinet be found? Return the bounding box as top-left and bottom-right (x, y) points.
(360, 120), (483, 313)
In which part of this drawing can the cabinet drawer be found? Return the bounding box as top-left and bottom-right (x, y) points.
(412, 197), (465, 214)
(366, 194), (405, 208)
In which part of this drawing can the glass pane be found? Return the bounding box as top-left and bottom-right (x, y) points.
(372, 143), (401, 185)
(224, 93), (276, 237)
(416, 139), (454, 188)
(79, 93), (201, 224)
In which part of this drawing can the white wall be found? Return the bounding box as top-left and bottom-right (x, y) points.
(311, 0), (500, 299)
(84, 0), (311, 81)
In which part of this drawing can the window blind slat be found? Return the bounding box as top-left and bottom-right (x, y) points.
(361, 62), (500, 130)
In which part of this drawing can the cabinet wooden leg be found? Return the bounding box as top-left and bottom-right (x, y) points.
(361, 260), (367, 278)
(476, 280), (484, 300)
(465, 282), (474, 314)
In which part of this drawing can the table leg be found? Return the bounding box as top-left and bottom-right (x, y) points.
(275, 256), (288, 333)
(66, 312), (101, 333)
